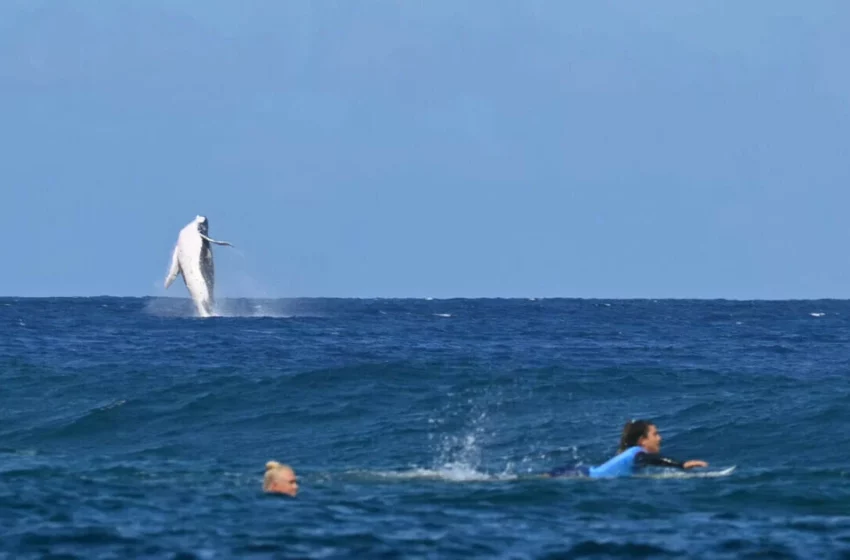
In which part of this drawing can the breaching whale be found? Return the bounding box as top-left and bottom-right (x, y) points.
(164, 215), (233, 317)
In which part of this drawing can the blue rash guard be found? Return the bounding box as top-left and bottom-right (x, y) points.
(548, 446), (686, 478)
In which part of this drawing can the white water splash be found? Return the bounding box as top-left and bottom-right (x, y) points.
(212, 299), (295, 318)
(362, 467), (517, 483)
(143, 297), (307, 319)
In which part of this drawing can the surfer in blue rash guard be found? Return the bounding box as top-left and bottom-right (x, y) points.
(546, 419), (708, 478)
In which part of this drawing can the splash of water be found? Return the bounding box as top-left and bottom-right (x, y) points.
(432, 415), (487, 477)
(142, 297), (300, 319)
(416, 389), (517, 481)
(212, 298), (294, 319)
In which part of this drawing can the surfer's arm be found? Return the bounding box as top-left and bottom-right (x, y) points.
(636, 452), (684, 469)
(635, 452), (685, 469)
(636, 453), (707, 469)
(199, 234), (233, 247)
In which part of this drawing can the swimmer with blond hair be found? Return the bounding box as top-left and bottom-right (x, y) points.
(263, 461), (299, 497)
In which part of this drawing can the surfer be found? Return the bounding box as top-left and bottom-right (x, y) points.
(263, 461), (299, 497)
(546, 419), (708, 478)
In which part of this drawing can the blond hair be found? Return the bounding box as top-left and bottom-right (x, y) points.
(263, 460), (292, 491)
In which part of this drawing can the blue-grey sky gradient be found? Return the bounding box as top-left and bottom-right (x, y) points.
(2, 1), (849, 298)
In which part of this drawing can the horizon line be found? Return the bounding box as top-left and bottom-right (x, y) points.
(1, 294), (848, 302)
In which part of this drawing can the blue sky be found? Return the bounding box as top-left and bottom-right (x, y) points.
(2, 1), (849, 299)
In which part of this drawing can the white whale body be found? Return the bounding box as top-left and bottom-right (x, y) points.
(164, 215), (233, 317)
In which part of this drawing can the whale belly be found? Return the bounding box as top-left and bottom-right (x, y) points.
(176, 234), (215, 317)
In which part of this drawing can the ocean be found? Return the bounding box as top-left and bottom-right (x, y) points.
(1, 297), (849, 559)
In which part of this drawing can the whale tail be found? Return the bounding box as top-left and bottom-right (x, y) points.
(164, 245), (181, 289)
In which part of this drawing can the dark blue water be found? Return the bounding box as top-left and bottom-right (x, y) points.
(2, 297), (850, 558)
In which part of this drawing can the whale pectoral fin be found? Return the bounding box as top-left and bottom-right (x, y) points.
(199, 233), (234, 247)
(164, 247), (181, 289)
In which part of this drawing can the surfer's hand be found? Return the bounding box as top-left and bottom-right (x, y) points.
(683, 460), (708, 469)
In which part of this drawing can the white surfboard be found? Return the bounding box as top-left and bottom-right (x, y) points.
(639, 465), (737, 479)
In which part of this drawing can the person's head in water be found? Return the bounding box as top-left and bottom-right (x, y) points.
(618, 419), (662, 453)
(263, 461), (298, 497)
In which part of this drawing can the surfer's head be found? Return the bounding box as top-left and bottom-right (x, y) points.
(618, 419), (661, 454)
(263, 461), (298, 497)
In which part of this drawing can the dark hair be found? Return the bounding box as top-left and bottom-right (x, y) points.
(618, 419), (654, 453)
